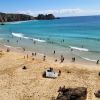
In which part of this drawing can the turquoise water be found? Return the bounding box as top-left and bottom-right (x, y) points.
(1, 16), (100, 63)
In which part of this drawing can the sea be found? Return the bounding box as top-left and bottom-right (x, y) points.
(0, 15), (100, 64)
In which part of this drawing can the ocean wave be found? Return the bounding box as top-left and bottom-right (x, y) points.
(69, 46), (89, 51)
(4, 45), (22, 49)
(81, 56), (97, 62)
(12, 32), (24, 38)
(4, 45), (12, 48)
(73, 52), (97, 62)
(12, 32), (46, 43)
(33, 38), (46, 42)
(7, 20), (32, 24)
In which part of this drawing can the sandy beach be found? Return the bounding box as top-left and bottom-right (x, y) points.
(0, 45), (100, 100)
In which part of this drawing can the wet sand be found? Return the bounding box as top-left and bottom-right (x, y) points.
(0, 46), (100, 100)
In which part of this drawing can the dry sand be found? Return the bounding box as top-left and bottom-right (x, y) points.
(0, 47), (100, 100)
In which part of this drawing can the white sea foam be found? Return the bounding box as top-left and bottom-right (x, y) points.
(4, 45), (12, 48)
(33, 38), (46, 42)
(4, 45), (22, 49)
(23, 37), (30, 39)
(73, 53), (97, 62)
(81, 56), (97, 62)
(12, 32), (46, 43)
(12, 32), (24, 38)
(70, 46), (89, 51)
(7, 20), (32, 24)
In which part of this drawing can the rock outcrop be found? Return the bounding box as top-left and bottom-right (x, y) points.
(36, 14), (55, 20)
(0, 12), (34, 22)
(0, 12), (56, 23)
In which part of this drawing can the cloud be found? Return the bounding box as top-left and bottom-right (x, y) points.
(17, 8), (100, 17)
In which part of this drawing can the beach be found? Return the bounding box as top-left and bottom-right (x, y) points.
(0, 45), (100, 100)
(0, 16), (100, 100)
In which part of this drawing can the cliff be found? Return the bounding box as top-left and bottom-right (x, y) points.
(0, 12), (56, 23)
(0, 12), (34, 22)
(36, 14), (55, 20)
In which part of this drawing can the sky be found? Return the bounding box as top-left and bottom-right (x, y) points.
(0, 0), (100, 17)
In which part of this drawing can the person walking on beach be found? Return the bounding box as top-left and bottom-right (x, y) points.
(96, 60), (99, 64)
(6, 48), (10, 52)
(32, 53), (34, 56)
(72, 57), (75, 62)
(43, 55), (46, 61)
(34, 52), (36, 56)
(23, 48), (25, 51)
(60, 55), (64, 63)
(27, 54), (28, 59)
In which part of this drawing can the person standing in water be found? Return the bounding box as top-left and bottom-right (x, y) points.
(53, 50), (55, 54)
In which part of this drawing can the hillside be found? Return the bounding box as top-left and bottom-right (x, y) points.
(0, 12), (56, 22)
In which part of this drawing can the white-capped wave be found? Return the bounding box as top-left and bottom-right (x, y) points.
(81, 56), (97, 62)
(33, 38), (46, 42)
(4, 45), (22, 49)
(69, 46), (88, 51)
(73, 53), (97, 62)
(4, 45), (12, 48)
(7, 20), (32, 24)
(12, 32), (46, 43)
(12, 32), (24, 38)
(23, 37), (30, 39)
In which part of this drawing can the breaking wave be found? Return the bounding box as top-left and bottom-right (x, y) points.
(69, 46), (89, 51)
(12, 32), (46, 43)
(81, 56), (97, 62)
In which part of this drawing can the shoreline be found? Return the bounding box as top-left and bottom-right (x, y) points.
(0, 42), (99, 69)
